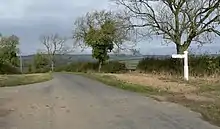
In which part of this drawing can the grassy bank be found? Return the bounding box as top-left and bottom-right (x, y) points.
(0, 73), (53, 87)
(80, 73), (169, 96)
(79, 72), (220, 127)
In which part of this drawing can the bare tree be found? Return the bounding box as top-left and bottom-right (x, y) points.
(130, 48), (142, 56)
(113, 0), (220, 54)
(40, 33), (68, 71)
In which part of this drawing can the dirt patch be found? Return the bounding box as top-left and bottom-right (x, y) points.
(107, 73), (197, 93)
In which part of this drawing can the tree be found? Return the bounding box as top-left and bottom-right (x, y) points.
(33, 52), (50, 73)
(86, 20), (115, 71)
(0, 34), (19, 66)
(28, 64), (33, 73)
(73, 10), (133, 72)
(113, 0), (220, 54)
(130, 48), (142, 56)
(0, 34), (20, 74)
(40, 33), (68, 71)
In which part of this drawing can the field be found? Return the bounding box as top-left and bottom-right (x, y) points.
(0, 73), (53, 87)
(81, 72), (220, 126)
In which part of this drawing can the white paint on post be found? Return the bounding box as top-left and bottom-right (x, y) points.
(172, 51), (189, 81)
(172, 54), (185, 59)
(183, 51), (189, 81)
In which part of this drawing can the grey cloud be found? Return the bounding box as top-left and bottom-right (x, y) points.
(0, 0), (219, 55)
(0, 0), (110, 55)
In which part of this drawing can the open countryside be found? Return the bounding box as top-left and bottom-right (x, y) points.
(1, 0), (220, 129)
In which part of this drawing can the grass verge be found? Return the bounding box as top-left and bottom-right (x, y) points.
(79, 72), (220, 127)
(79, 73), (170, 96)
(0, 73), (53, 87)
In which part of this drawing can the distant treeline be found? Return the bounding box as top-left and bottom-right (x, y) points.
(55, 61), (126, 73)
(53, 54), (220, 76)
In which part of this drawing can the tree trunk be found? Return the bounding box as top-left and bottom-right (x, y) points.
(51, 62), (54, 72)
(51, 59), (55, 72)
(176, 44), (185, 54)
(175, 44), (185, 74)
(98, 61), (102, 73)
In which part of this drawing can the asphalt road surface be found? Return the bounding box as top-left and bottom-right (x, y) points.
(0, 73), (219, 129)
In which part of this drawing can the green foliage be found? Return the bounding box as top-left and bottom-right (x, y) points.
(85, 21), (115, 66)
(31, 53), (50, 73)
(189, 55), (220, 76)
(137, 55), (220, 76)
(0, 34), (20, 74)
(28, 64), (32, 73)
(0, 63), (20, 74)
(73, 10), (133, 71)
(101, 61), (126, 73)
(33, 53), (49, 69)
(84, 16), (118, 71)
(55, 61), (126, 73)
(55, 62), (97, 72)
(55, 54), (220, 76)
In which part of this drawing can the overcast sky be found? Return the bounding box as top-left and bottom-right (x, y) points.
(0, 0), (219, 55)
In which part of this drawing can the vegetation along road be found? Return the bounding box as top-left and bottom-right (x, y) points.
(0, 73), (219, 129)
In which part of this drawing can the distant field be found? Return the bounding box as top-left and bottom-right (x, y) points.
(0, 73), (52, 87)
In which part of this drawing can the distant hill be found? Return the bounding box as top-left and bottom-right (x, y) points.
(21, 53), (219, 67)
(21, 54), (172, 66)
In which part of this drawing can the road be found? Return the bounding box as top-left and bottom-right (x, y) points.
(0, 73), (219, 129)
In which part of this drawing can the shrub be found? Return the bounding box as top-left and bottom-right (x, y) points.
(0, 63), (20, 74)
(137, 54), (220, 76)
(101, 61), (126, 73)
(55, 61), (126, 73)
(33, 67), (51, 73)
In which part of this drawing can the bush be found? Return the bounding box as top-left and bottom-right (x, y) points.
(137, 58), (182, 75)
(54, 54), (220, 76)
(55, 61), (126, 73)
(33, 67), (51, 73)
(55, 62), (98, 72)
(0, 63), (20, 74)
(137, 54), (220, 76)
(101, 61), (126, 73)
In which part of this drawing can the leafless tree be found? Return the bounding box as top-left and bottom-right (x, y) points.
(112, 0), (220, 54)
(40, 33), (68, 71)
(130, 48), (142, 56)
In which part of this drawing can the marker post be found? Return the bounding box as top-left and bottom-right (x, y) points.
(172, 51), (189, 81)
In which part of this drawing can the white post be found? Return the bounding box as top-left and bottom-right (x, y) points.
(51, 61), (54, 72)
(172, 51), (189, 81)
(183, 51), (189, 81)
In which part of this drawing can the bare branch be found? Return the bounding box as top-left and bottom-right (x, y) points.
(40, 33), (69, 71)
(112, 0), (220, 53)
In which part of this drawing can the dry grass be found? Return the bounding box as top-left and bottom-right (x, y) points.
(0, 73), (52, 87)
(107, 73), (220, 102)
(105, 73), (196, 93)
